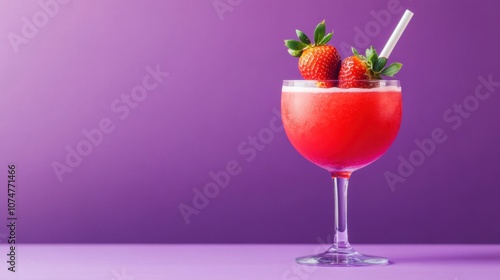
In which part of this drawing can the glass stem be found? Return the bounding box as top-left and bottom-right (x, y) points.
(332, 175), (352, 251)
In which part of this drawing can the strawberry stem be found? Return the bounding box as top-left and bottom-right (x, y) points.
(352, 46), (402, 79)
(285, 20), (334, 57)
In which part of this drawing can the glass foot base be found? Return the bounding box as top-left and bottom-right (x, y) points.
(296, 247), (389, 267)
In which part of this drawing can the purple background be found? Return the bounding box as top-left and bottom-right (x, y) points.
(0, 0), (499, 244)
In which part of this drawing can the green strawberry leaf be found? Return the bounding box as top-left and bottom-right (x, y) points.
(296, 29), (311, 45)
(364, 46), (377, 69)
(374, 57), (388, 72)
(380, 62), (403, 77)
(285, 40), (308, 51)
(314, 20), (326, 45)
(370, 53), (378, 68)
(352, 47), (360, 57)
(288, 49), (303, 57)
(318, 33), (332, 45)
(365, 48), (373, 60)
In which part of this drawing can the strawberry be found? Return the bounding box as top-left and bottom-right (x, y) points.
(338, 46), (402, 88)
(285, 20), (341, 84)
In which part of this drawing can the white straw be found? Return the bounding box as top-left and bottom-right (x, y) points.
(380, 10), (414, 58)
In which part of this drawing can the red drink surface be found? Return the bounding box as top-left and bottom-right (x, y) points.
(281, 86), (402, 174)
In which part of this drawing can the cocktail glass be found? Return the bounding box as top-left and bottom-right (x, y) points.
(281, 80), (402, 266)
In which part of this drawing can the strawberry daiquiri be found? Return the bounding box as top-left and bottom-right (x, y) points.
(281, 12), (413, 266)
(282, 83), (402, 176)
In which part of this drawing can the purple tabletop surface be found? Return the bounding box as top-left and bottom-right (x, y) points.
(1, 244), (499, 280)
